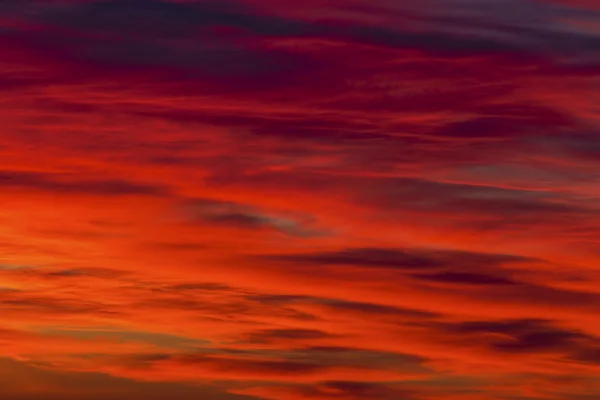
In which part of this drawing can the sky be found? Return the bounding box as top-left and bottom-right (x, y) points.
(0, 0), (599, 399)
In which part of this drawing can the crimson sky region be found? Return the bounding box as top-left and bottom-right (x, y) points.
(0, 1), (600, 399)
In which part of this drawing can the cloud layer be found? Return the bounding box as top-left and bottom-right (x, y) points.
(0, 0), (599, 399)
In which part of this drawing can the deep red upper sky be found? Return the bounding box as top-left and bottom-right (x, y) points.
(0, 1), (599, 399)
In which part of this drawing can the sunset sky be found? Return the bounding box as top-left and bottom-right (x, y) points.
(1, 1), (600, 399)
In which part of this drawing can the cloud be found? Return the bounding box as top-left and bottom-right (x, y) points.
(0, 357), (251, 400)
(409, 271), (519, 286)
(245, 329), (334, 343)
(95, 352), (411, 384)
(175, 198), (327, 237)
(0, 170), (170, 197)
(0, 0), (599, 399)
(39, 0), (307, 38)
(259, 246), (530, 275)
(445, 319), (600, 354)
(234, 381), (415, 400)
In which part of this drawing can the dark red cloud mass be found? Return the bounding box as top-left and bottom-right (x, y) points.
(0, 0), (599, 399)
